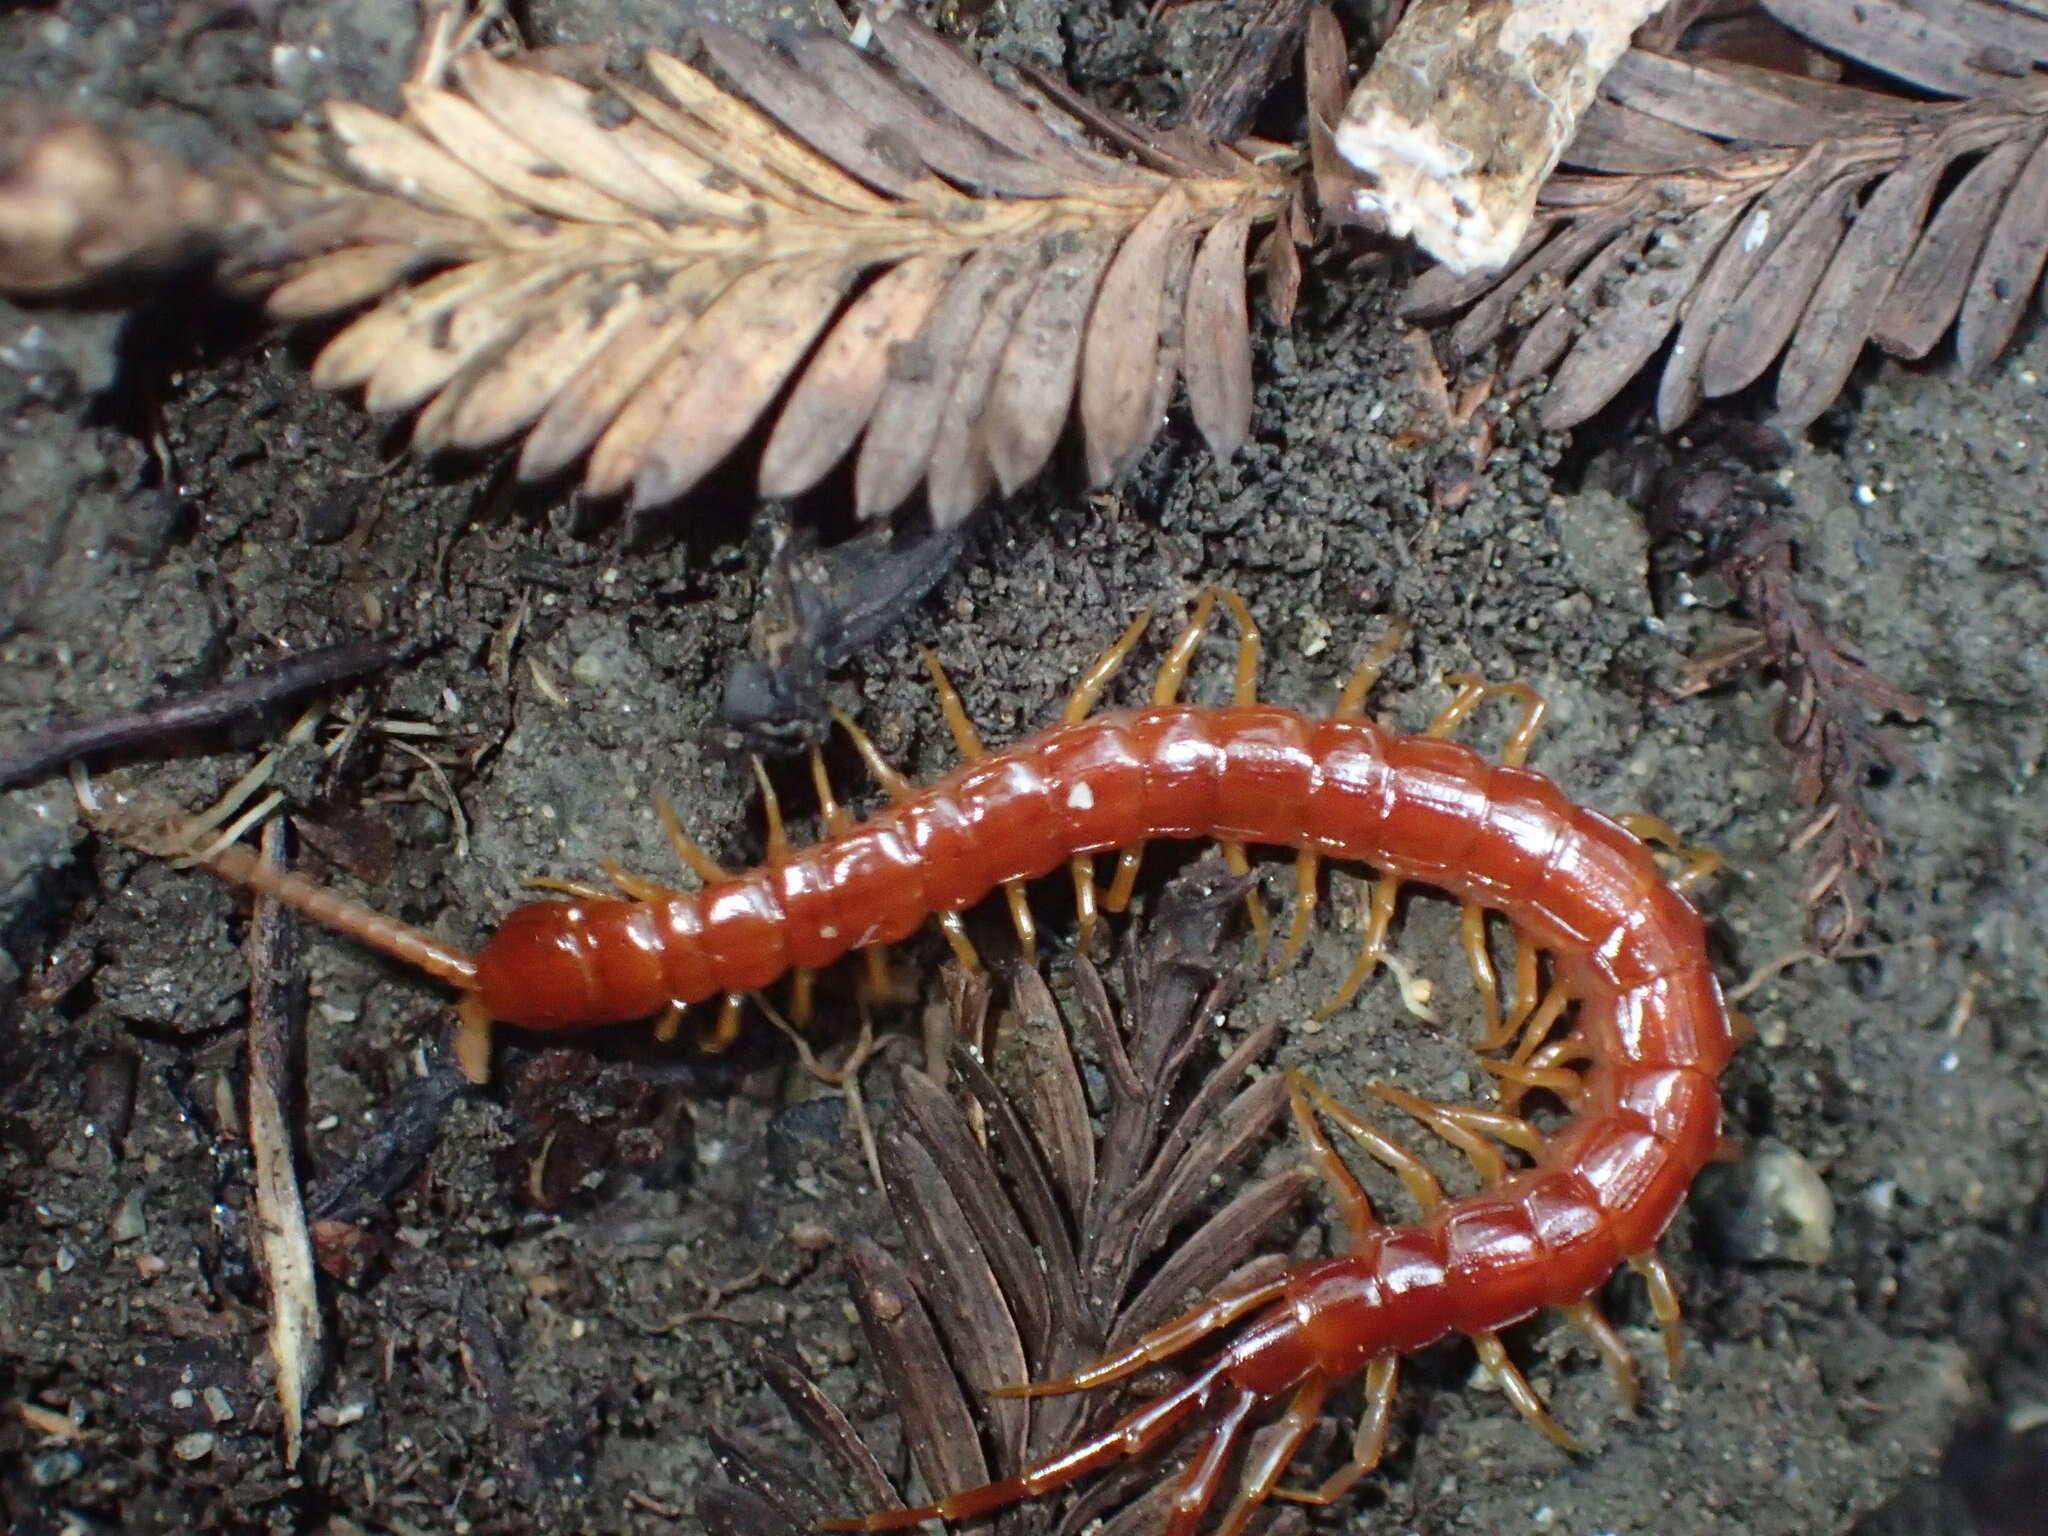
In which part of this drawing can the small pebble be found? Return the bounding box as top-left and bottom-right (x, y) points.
(202, 1386), (233, 1423)
(109, 1190), (146, 1244)
(172, 1432), (215, 1462)
(1694, 1138), (1834, 1265)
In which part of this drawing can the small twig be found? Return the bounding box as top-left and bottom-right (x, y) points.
(454, 1280), (538, 1495)
(0, 636), (415, 792)
(245, 819), (322, 1468)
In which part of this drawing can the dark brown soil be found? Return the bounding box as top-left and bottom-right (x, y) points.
(1, 5), (2043, 1536)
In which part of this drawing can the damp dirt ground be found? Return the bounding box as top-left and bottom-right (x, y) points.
(1, 4), (2044, 1535)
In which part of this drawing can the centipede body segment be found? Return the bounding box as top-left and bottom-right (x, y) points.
(145, 592), (1735, 1535)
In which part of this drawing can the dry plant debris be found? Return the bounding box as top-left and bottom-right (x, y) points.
(1641, 417), (1922, 946)
(1404, 0), (2048, 429)
(233, 14), (1298, 526)
(702, 872), (1314, 1536)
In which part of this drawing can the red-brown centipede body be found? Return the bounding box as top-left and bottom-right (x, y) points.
(167, 592), (1734, 1536)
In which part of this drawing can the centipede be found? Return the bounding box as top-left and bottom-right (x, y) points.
(101, 589), (1738, 1536)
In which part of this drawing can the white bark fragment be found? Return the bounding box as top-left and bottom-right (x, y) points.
(1334, 0), (1671, 274)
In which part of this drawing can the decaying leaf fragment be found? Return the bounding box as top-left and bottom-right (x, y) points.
(243, 17), (1296, 525)
(1404, 0), (2048, 431)
(702, 872), (1312, 1536)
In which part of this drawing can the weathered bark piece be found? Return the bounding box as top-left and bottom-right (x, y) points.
(1334, 0), (1671, 273)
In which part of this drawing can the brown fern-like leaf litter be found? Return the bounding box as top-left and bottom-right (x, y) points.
(1409, 0), (2048, 430)
(244, 17), (1296, 526)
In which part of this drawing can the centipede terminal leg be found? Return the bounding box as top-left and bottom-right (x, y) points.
(990, 1270), (1293, 1399)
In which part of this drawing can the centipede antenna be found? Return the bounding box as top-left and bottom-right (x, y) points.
(192, 837), (481, 992)
(990, 1271), (1290, 1399)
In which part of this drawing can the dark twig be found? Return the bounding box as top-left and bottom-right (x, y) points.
(0, 636), (416, 790)
(307, 1056), (469, 1224)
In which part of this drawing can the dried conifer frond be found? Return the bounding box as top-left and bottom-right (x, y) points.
(245, 17), (1296, 526)
(1403, 1), (2048, 431)
(703, 870), (1312, 1536)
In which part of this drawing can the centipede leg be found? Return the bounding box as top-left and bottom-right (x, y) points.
(1479, 936), (1546, 1052)
(1317, 871), (1400, 1018)
(1562, 1299), (1640, 1413)
(1064, 608), (1154, 723)
(1212, 590), (1271, 957)
(656, 792), (730, 884)
(524, 876), (612, 899)
(1293, 1075), (1444, 1215)
(690, 994), (742, 1051)
(1472, 1330), (1584, 1453)
(599, 860), (678, 902)
(1366, 1081), (1511, 1185)
(1275, 1354), (1399, 1506)
(1333, 620), (1411, 719)
(992, 1270), (1292, 1399)
(1618, 811), (1725, 892)
(1286, 1071), (1377, 1246)
(454, 993), (495, 1085)
(1212, 1374), (1330, 1536)
(1275, 850), (1320, 973)
(1426, 674), (1548, 769)
(1063, 610), (1156, 942)
(1098, 594), (1217, 918)
(921, 654), (1040, 961)
(1631, 1253), (1684, 1378)
(1460, 900), (1504, 1041)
